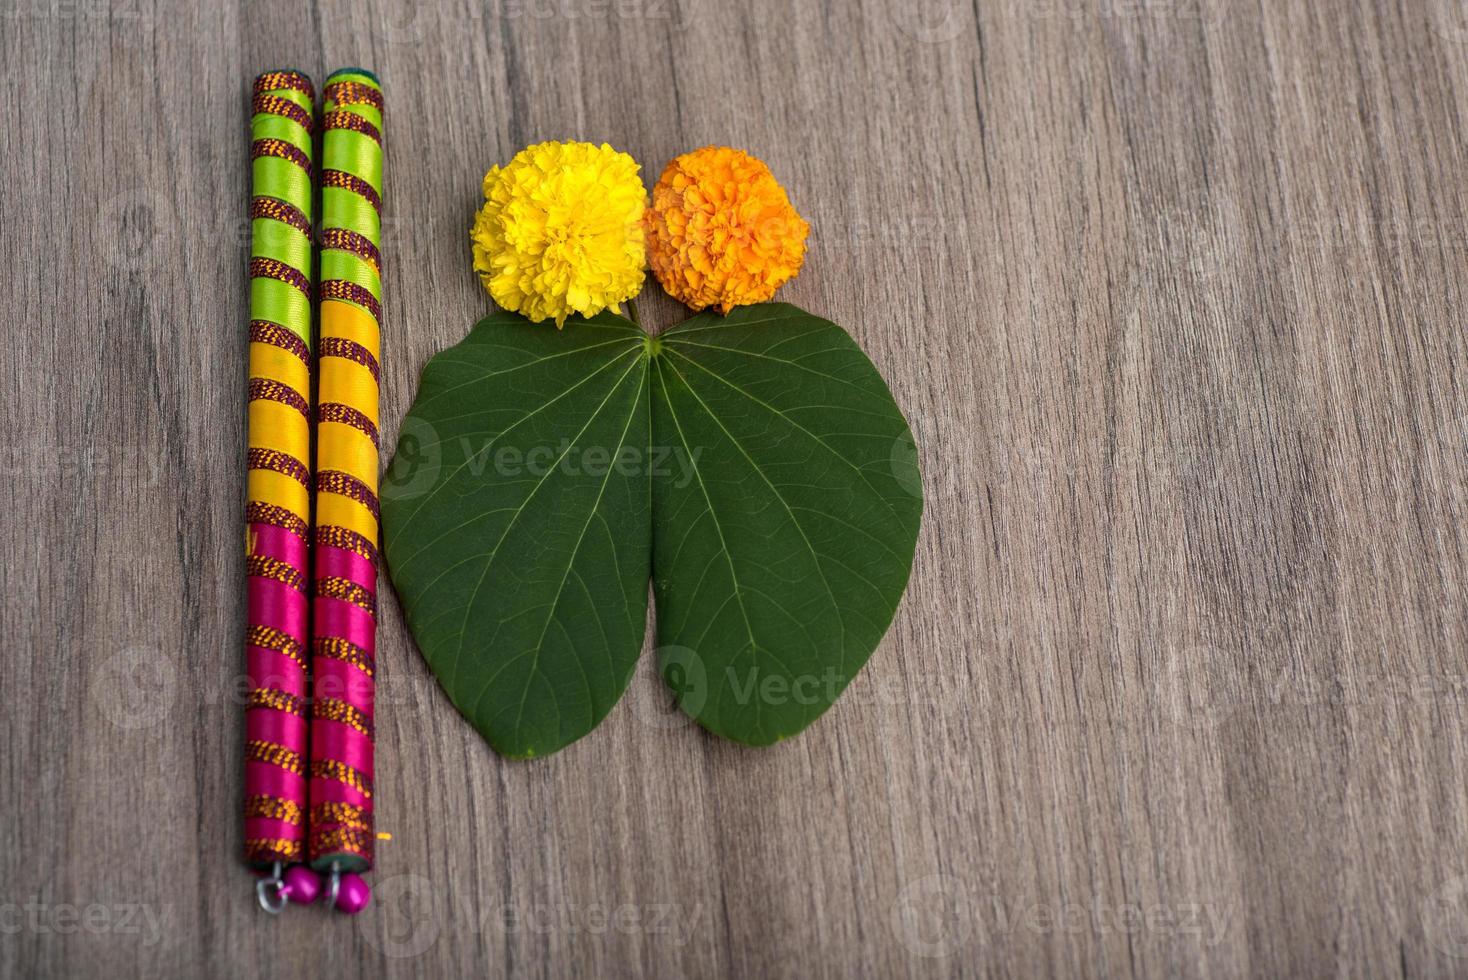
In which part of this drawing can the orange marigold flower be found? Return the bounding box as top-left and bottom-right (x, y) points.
(645, 146), (809, 313)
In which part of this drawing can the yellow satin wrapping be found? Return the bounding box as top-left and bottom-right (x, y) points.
(318, 298), (382, 546)
(248, 469), (310, 520)
(248, 400), (311, 524)
(249, 341), (311, 395)
(320, 298), (380, 349)
(319, 360), (379, 420)
(317, 493), (379, 544)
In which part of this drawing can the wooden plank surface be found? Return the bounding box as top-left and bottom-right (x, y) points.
(3, 0), (1467, 976)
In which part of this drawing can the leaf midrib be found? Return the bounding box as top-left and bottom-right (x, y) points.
(653, 356), (763, 713)
(448, 351), (647, 694)
(389, 343), (642, 570)
(662, 345), (910, 531)
(497, 358), (649, 746)
(661, 355), (848, 676)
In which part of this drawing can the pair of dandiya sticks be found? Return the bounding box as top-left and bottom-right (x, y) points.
(242, 67), (386, 915)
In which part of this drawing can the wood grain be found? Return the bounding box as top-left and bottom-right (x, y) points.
(3, 0), (1466, 976)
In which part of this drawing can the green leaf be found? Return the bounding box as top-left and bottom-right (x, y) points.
(382, 302), (922, 756)
(650, 304), (922, 745)
(380, 311), (652, 759)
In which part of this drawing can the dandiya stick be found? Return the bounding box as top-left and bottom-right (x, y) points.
(308, 68), (384, 913)
(242, 70), (316, 890)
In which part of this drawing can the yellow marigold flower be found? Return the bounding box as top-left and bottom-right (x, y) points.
(646, 146), (810, 314)
(470, 140), (648, 327)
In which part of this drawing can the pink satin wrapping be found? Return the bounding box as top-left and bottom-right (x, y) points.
(245, 649), (309, 698)
(315, 595), (376, 652)
(253, 524), (307, 565)
(244, 520), (310, 865)
(314, 657), (374, 710)
(247, 577), (308, 636)
(248, 816), (301, 843)
(309, 772), (372, 806)
(248, 762), (307, 802)
(316, 545), (376, 585)
(308, 540), (378, 867)
(245, 709), (309, 746)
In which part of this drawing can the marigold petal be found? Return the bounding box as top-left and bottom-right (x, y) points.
(469, 140), (648, 326)
(644, 146), (808, 314)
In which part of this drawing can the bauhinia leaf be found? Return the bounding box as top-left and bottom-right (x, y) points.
(382, 302), (921, 756)
(380, 311), (651, 759)
(650, 304), (922, 745)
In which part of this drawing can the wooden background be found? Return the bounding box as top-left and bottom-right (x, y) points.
(3, 0), (1466, 975)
